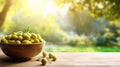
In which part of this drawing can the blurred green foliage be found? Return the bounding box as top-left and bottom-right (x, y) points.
(67, 35), (95, 46)
(45, 45), (120, 52)
(95, 32), (118, 46)
(54, 0), (120, 20)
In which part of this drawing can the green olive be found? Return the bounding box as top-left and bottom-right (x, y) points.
(17, 32), (23, 36)
(22, 40), (31, 44)
(34, 39), (40, 43)
(52, 55), (57, 61)
(30, 39), (34, 43)
(41, 58), (47, 65)
(8, 40), (15, 43)
(13, 32), (17, 35)
(42, 51), (47, 57)
(31, 33), (37, 39)
(48, 53), (54, 58)
(1, 38), (6, 43)
(37, 34), (41, 38)
(4, 40), (8, 44)
(18, 36), (23, 41)
(39, 38), (43, 42)
(23, 33), (30, 40)
(1, 38), (8, 44)
(48, 53), (57, 61)
(16, 40), (21, 44)
(12, 35), (18, 40)
(6, 35), (12, 40)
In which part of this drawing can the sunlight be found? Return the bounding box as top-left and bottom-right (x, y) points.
(41, 0), (58, 16)
(25, 0), (59, 16)
(97, 3), (104, 9)
(95, 2), (104, 9)
(25, 0), (41, 12)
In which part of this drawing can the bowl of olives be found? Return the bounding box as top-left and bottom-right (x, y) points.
(0, 31), (45, 61)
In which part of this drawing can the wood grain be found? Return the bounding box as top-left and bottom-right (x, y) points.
(0, 51), (120, 67)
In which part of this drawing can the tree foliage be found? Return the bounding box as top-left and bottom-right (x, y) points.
(66, 10), (94, 34)
(54, 0), (120, 20)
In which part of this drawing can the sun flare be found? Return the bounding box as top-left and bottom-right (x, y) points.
(24, 0), (59, 16)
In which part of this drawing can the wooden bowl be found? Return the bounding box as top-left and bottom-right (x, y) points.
(0, 42), (45, 61)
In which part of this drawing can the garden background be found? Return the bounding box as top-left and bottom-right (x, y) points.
(0, 0), (120, 52)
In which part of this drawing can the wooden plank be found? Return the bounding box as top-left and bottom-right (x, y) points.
(0, 51), (120, 67)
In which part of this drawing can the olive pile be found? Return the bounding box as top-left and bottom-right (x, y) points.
(0, 31), (43, 44)
(36, 51), (57, 65)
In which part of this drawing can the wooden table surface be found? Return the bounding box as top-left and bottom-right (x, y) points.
(0, 50), (120, 67)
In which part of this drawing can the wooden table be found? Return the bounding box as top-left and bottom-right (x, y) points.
(0, 50), (120, 67)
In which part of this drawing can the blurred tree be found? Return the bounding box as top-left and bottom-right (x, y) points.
(0, 0), (11, 27)
(54, 0), (120, 36)
(108, 23), (120, 37)
(54, 0), (120, 20)
(91, 18), (110, 35)
(66, 10), (94, 35)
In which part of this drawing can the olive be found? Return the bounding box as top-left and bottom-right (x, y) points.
(4, 40), (8, 44)
(1, 38), (8, 44)
(48, 53), (54, 58)
(31, 33), (37, 39)
(22, 40), (31, 44)
(30, 39), (34, 43)
(1, 38), (6, 43)
(12, 35), (18, 40)
(18, 36), (23, 41)
(6, 35), (12, 40)
(41, 58), (47, 65)
(48, 53), (57, 61)
(39, 38), (43, 42)
(42, 51), (47, 57)
(17, 32), (23, 36)
(13, 32), (17, 35)
(37, 34), (41, 38)
(8, 40), (15, 43)
(52, 55), (57, 61)
(34, 39), (40, 43)
(23, 33), (30, 40)
(16, 40), (21, 44)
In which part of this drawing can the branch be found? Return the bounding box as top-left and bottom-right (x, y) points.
(0, 0), (12, 27)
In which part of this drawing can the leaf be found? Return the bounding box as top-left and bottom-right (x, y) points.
(23, 26), (30, 33)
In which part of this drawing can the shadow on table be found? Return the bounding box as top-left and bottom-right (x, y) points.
(0, 55), (42, 67)
(0, 55), (28, 67)
(0, 56), (30, 63)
